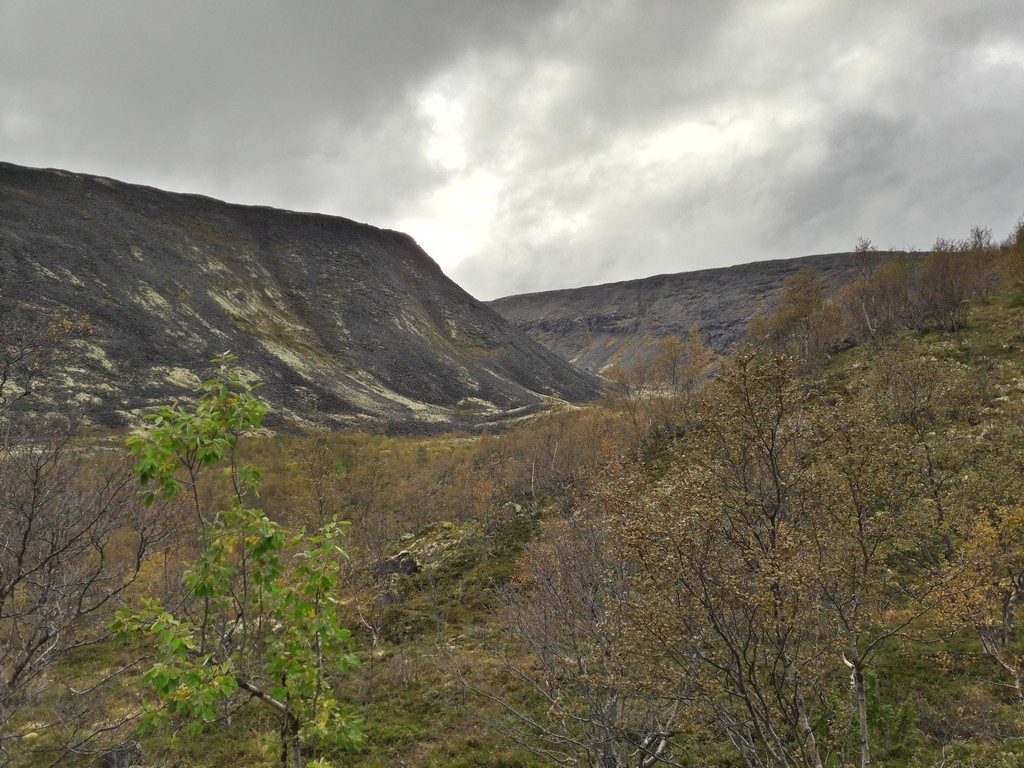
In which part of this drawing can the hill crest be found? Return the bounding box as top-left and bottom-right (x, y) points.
(488, 251), (894, 371)
(0, 162), (601, 430)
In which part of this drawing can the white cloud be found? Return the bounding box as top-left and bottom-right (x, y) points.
(395, 168), (503, 272)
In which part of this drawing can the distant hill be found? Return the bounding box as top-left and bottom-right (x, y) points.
(488, 253), (894, 372)
(0, 162), (600, 431)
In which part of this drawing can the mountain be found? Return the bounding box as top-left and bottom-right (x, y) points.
(488, 252), (893, 372)
(0, 162), (600, 431)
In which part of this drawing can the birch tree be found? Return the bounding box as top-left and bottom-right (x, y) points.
(492, 513), (683, 767)
(616, 352), (833, 768)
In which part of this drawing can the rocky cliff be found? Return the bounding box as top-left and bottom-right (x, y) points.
(0, 162), (601, 431)
(488, 253), (892, 372)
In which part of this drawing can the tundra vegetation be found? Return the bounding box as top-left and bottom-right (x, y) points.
(4, 220), (1024, 766)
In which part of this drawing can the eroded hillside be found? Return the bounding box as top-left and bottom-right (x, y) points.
(489, 252), (895, 371)
(0, 162), (600, 430)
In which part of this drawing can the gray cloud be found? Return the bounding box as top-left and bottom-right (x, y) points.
(3, 0), (1024, 299)
(1, 0), (556, 212)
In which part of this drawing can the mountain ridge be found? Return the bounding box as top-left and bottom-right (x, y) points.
(0, 161), (601, 431)
(488, 251), (894, 371)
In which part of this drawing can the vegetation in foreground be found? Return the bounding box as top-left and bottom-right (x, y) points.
(4, 221), (1024, 766)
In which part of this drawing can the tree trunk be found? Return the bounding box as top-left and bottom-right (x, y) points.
(1001, 584), (1019, 650)
(281, 710), (302, 768)
(234, 677), (304, 768)
(853, 659), (870, 768)
(796, 695), (824, 768)
(782, 644), (823, 768)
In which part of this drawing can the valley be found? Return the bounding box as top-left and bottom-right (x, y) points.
(4, 163), (1024, 768)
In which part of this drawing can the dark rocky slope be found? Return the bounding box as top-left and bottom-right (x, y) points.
(488, 253), (892, 372)
(0, 162), (600, 430)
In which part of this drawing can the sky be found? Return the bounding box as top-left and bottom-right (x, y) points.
(3, 1), (1024, 300)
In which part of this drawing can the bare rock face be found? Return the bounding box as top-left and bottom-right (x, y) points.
(0, 162), (600, 431)
(488, 253), (891, 372)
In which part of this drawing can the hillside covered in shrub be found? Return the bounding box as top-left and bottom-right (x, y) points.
(5, 220), (1024, 767)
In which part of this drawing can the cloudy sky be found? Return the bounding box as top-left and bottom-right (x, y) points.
(3, 1), (1023, 300)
